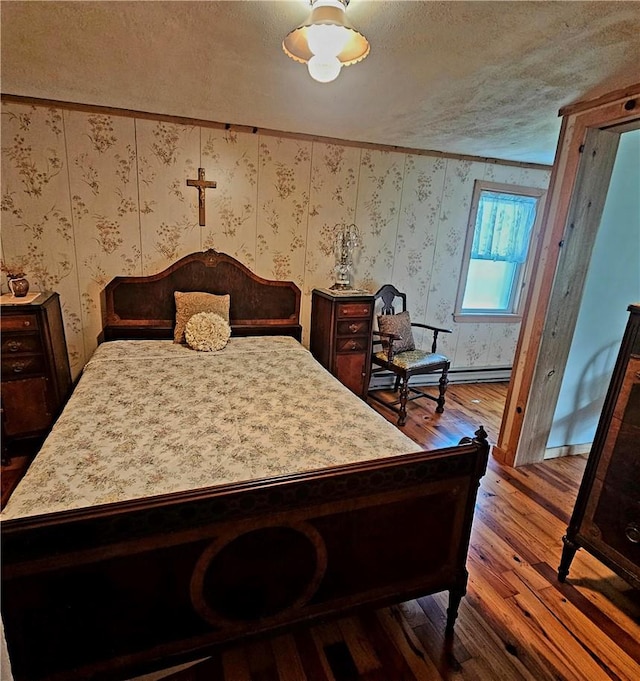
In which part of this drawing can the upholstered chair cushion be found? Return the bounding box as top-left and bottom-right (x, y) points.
(174, 291), (230, 343)
(375, 349), (448, 370)
(377, 311), (415, 354)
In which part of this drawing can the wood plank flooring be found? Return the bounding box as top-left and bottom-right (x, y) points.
(134, 382), (640, 681)
(1, 439), (41, 510)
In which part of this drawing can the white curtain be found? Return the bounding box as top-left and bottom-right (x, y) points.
(472, 191), (538, 263)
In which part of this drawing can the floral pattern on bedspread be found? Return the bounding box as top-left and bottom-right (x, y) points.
(2, 337), (421, 519)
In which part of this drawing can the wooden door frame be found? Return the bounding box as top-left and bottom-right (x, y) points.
(494, 83), (640, 467)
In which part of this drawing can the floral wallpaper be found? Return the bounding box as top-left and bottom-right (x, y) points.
(1, 101), (550, 380)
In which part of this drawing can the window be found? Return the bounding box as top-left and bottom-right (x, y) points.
(455, 181), (546, 322)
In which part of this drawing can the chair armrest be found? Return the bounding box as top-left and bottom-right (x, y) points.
(372, 330), (401, 361)
(372, 330), (402, 340)
(410, 323), (452, 354)
(411, 322), (452, 334)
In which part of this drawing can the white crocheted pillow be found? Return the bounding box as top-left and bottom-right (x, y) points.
(185, 312), (231, 352)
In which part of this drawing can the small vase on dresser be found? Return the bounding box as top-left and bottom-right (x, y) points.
(7, 276), (30, 298)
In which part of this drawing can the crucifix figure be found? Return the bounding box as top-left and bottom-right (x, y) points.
(186, 168), (216, 226)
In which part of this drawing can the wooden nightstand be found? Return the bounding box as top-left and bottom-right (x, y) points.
(310, 288), (374, 398)
(1, 291), (72, 463)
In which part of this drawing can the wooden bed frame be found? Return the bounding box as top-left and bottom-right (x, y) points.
(2, 250), (490, 681)
(100, 249), (302, 341)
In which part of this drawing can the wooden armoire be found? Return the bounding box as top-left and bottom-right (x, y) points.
(558, 303), (640, 588)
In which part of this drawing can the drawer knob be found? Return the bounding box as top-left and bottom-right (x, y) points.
(22, 320), (31, 327)
(7, 340), (22, 352)
(625, 522), (640, 544)
(11, 361), (27, 374)
(349, 323), (359, 333)
(349, 340), (359, 350)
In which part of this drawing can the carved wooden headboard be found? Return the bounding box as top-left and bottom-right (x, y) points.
(101, 250), (302, 341)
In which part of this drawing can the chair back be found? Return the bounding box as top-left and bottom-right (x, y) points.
(375, 284), (407, 316)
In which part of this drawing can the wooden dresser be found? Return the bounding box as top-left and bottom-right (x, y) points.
(310, 289), (374, 398)
(558, 303), (640, 588)
(1, 291), (72, 460)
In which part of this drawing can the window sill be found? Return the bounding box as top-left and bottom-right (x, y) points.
(453, 313), (523, 323)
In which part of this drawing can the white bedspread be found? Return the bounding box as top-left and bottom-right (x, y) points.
(2, 337), (421, 520)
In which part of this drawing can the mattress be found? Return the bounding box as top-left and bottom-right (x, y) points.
(2, 337), (421, 520)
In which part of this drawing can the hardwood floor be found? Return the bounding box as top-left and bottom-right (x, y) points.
(1, 439), (41, 510)
(134, 382), (640, 681)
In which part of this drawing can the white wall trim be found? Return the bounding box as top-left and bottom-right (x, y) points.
(369, 366), (511, 390)
(544, 443), (592, 459)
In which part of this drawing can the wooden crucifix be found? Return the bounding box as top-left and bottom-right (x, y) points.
(187, 168), (216, 226)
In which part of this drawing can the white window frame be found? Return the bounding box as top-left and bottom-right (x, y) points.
(454, 180), (546, 323)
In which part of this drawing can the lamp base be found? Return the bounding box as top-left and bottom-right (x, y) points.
(329, 283), (353, 291)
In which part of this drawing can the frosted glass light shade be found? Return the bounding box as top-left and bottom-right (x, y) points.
(282, 0), (369, 83)
(307, 23), (351, 58)
(307, 55), (343, 83)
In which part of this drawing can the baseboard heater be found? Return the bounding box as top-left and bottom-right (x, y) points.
(369, 366), (511, 390)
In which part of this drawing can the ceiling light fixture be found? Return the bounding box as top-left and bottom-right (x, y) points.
(282, 0), (370, 84)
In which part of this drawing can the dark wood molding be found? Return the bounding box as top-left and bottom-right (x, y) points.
(0, 93), (552, 171)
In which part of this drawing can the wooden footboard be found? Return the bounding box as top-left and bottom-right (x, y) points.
(2, 429), (489, 681)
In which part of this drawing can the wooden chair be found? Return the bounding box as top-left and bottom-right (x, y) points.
(368, 284), (452, 426)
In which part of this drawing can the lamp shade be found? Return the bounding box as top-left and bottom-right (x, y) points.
(282, 0), (369, 82)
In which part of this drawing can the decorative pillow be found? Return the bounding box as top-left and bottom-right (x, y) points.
(185, 312), (231, 352)
(174, 291), (230, 344)
(377, 311), (415, 354)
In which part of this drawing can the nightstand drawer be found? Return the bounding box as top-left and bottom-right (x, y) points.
(2, 334), (43, 355)
(2, 354), (46, 378)
(1, 314), (39, 332)
(337, 302), (372, 319)
(337, 319), (370, 336)
(337, 336), (369, 353)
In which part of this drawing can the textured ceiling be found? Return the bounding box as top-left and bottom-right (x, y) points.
(2, 1), (639, 165)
